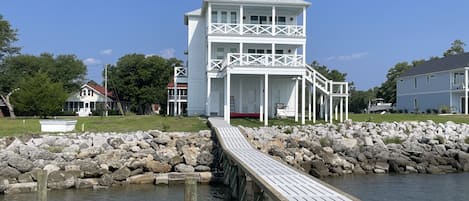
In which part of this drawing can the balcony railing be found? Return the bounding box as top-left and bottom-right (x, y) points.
(175, 67), (187, 77)
(209, 53), (304, 70)
(210, 23), (305, 37)
(168, 95), (188, 100)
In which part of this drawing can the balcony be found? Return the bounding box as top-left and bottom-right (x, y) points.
(209, 23), (305, 37)
(210, 53), (304, 71)
(168, 95), (188, 101)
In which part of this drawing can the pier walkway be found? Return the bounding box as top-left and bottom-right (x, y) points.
(209, 118), (359, 201)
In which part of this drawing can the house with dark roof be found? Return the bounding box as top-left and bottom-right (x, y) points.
(397, 52), (469, 114)
(64, 81), (118, 116)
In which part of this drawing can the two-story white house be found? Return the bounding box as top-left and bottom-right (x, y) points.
(397, 52), (469, 114)
(176, 0), (349, 125)
(64, 82), (117, 117)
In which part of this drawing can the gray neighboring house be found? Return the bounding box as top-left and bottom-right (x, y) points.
(397, 52), (469, 114)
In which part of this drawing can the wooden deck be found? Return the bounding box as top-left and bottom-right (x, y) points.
(209, 117), (359, 201)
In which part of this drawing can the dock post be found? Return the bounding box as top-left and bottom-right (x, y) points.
(184, 174), (197, 201)
(37, 169), (48, 201)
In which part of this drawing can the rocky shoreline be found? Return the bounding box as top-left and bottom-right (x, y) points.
(0, 130), (220, 194)
(1, 120), (469, 195)
(241, 120), (469, 178)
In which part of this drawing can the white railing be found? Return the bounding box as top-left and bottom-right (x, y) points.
(175, 67), (187, 77)
(225, 53), (304, 67)
(210, 59), (224, 70)
(209, 23), (305, 37)
(210, 23), (241, 34)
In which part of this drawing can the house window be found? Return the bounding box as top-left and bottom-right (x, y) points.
(221, 11), (228, 23)
(414, 77), (417, 88)
(275, 50), (284, 54)
(414, 98), (418, 110)
(256, 49), (265, 54)
(250, 16), (259, 24)
(260, 16), (268, 24)
(216, 48), (224, 59)
(211, 11), (218, 23)
(276, 16), (286, 25)
(230, 12), (237, 24)
(229, 48), (237, 53)
(88, 90), (91, 96)
(454, 72), (464, 86)
(247, 49), (256, 54)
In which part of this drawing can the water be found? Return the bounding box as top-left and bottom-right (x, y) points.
(0, 184), (229, 201)
(324, 173), (469, 201)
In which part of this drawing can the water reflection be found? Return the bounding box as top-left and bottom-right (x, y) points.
(0, 184), (229, 201)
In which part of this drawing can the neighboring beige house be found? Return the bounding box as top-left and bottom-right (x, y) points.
(64, 81), (117, 117)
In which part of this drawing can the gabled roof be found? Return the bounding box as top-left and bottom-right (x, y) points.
(400, 52), (469, 77)
(84, 82), (115, 98)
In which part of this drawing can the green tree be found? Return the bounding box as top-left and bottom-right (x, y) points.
(349, 87), (378, 113)
(1, 53), (86, 93)
(107, 54), (182, 114)
(0, 15), (21, 117)
(12, 73), (68, 118)
(0, 15), (20, 60)
(443, 39), (466, 57)
(310, 61), (347, 81)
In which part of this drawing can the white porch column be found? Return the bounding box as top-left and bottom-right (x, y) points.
(302, 7), (307, 37)
(166, 91), (170, 116)
(224, 72), (231, 123)
(260, 77), (264, 122)
(313, 73), (317, 123)
(301, 76), (306, 125)
(173, 80), (177, 116)
(240, 42), (244, 65)
(206, 76), (211, 116)
(345, 82), (349, 120)
(208, 41), (212, 70)
(177, 89), (181, 115)
(208, 3), (212, 34)
(340, 85), (344, 122)
(239, 78), (243, 113)
(272, 43), (275, 66)
(272, 6), (276, 36)
(334, 105), (338, 121)
(240, 5), (244, 35)
(320, 94), (324, 119)
(329, 81), (333, 123)
(308, 85), (312, 121)
(295, 78), (299, 122)
(464, 69), (469, 115)
(302, 43), (306, 65)
(264, 73), (269, 126)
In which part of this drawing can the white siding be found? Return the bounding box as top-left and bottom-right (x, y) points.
(187, 15), (207, 116)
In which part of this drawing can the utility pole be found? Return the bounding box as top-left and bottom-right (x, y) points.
(105, 64), (109, 117)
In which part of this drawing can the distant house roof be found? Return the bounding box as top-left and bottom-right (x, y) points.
(85, 82), (115, 98)
(400, 52), (469, 77)
(167, 82), (188, 88)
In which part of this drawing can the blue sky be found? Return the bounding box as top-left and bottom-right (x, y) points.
(1, 0), (469, 90)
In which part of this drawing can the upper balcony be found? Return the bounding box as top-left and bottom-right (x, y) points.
(207, 4), (307, 38)
(209, 53), (304, 71)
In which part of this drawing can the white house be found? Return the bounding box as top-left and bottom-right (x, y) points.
(64, 82), (117, 116)
(397, 52), (469, 114)
(176, 0), (349, 125)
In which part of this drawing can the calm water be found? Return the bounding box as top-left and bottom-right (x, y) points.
(324, 173), (469, 201)
(0, 184), (229, 201)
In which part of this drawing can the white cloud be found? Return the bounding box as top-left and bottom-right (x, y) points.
(326, 52), (369, 61)
(100, 49), (113, 56)
(159, 48), (175, 58)
(83, 58), (102, 65)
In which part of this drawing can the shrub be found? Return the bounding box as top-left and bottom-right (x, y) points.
(398, 110), (403, 114)
(439, 105), (450, 114)
(432, 109), (439, 114)
(465, 137), (469, 144)
(426, 109), (432, 114)
(383, 136), (404, 144)
(404, 109), (408, 114)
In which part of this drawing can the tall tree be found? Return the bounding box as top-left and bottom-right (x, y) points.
(0, 15), (21, 117)
(349, 87), (378, 113)
(310, 61), (347, 82)
(377, 61), (423, 103)
(1, 53), (86, 93)
(12, 73), (68, 118)
(0, 15), (20, 60)
(107, 54), (182, 114)
(443, 39), (466, 57)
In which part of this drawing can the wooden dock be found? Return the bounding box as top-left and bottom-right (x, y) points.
(209, 117), (359, 201)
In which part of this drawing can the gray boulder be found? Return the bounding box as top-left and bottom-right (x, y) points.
(0, 167), (21, 179)
(8, 155), (33, 173)
(111, 167), (131, 181)
(175, 164), (194, 173)
(47, 171), (75, 189)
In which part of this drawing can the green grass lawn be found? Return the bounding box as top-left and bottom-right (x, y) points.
(0, 115), (208, 137)
(231, 113), (469, 128)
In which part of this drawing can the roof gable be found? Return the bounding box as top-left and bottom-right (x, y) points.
(400, 52), (469, 77)
(81, 82), (114, 98)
